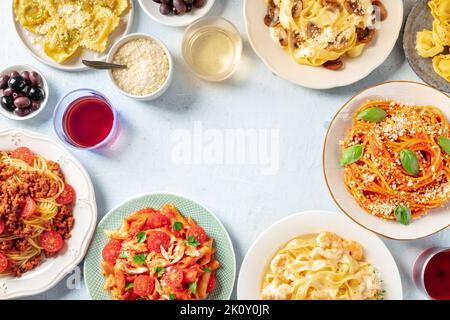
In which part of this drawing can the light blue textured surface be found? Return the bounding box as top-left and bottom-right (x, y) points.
(0, 0), (447, 300)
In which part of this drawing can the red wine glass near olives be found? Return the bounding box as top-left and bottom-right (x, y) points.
(153, 0), (206, 16)
(0, 68), (46, 118)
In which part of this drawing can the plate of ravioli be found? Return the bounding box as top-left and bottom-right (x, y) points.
(404, 0), (450, 92)
(12, 0), (134, 71)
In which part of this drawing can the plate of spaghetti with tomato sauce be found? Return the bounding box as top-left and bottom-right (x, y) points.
(84, 193), (235, 300)
(324, 81), (450, 240)
(0, 128), (96, 299)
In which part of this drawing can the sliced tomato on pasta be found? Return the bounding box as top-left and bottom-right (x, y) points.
(147, 231), (171, 253)
(183, 265), (201, 283)
(40, 231), (64, 253)
(56, 183), (76, 205)
(163, 266), (184, 289)
(186, 226), (207, 244)
(133, 275), (155, 297)
(207, 272), (216, 293)
(0, 219), (5, 234)
(21, 197), (36, 218)
(0, 253), (8, 273)
(146, 211), (170, 229)
(11, 147), (33, 165)
(102, 240), (122, 265)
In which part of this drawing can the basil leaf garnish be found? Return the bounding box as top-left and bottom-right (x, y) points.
(400, 149), (419, 177)
(203, 267), (211, 273)
(133, 253), (146, 264)
(173, 221), (182, 231)
(357, 107), (387, 122)
(125, 283), (134, 291)
(394, 205), (412, 225)
(169, 294), (177, 300)
(186, 235), (200, 247)
(340, 144), (364, 166)
(155, 266), (165, 277)
(119, 251), (129, 259)
(188, 282), (197, 294)
(438, 137), (450, 155)
(136, 231), (147, 243)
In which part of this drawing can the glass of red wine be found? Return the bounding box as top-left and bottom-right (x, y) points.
(54, 89), (118, 150)
(413, 247), (450, 300)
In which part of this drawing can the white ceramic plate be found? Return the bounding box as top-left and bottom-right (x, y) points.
(0, 129), (97, 299)
(243, 0), (403, 89)
(237, 211), (403, 300)
(11, 1), (134, 72)
(323, 81), (450, 240)
(0, 65), (49, 121)
(138, 0), (215, 27)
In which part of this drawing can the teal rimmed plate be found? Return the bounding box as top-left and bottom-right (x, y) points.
(84, 193), (236, 300)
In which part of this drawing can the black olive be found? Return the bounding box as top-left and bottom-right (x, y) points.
(194, 0), (206, 8)
(8, 76), (26, 92)
(174, 0), (187, 13)
(27, 86), (45, 101)
(160, 3), (171, 14)
(1, 96), (15, 112)
(14, 107), (32, 117)
(0, 75), (10, 90)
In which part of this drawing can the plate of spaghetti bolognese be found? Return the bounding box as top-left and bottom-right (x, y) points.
(0, 128), (97, 299)
(323, 81), (450, 240)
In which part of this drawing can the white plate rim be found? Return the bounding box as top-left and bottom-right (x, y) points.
(11, 0), (135, 72)
(138, 0), (216, 27)
(243, 0), (404, 89)
(83, 191), (236, 300)
(0, 128), (97, 299)
(237, 210), (403, 300)
(323, 80), (450, 240)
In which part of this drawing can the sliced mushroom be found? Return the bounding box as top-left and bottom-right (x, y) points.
(356, 27), (376, 44)
(344, 0), (364, 16)
(306, 22), (322, 39)
(264, 6), (280, 27)
(372, 0), (387, 21)
(323, 59), (343, 71)
(322, 0), (341, 11)
(292, 0), (303, 18)
(288, 31), (304, 50)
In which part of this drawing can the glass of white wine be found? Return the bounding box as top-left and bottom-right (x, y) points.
(182, 17), (242, 82)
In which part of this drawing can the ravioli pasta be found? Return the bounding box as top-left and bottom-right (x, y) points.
(13, 0), (128, 63)
(260, 232), (382, 300)
(264, 0), (387, 70)
(416, 0), (450, 82)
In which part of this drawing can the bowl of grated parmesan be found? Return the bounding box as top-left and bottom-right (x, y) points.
(107, 33), (173, 101)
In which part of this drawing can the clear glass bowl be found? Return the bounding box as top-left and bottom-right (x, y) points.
(53, 88), (118, 150)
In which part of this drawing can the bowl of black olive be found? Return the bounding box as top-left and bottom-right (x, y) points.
(138, 0), (215, 27)
(0, 65), (48, 121)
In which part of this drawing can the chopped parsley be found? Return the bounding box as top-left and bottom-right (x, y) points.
(169, 294), (177, 300)
(203, 267), (211, 273)
(125, 283), (134, 291)
(186, 235), (200, 247)
(136, 231), (147, 243)
(155, 266), (165, 277)
(119, 252), (129, 259)
(133, 253), (146, 264)
(173, 221), (183, 231)
(188, 282), (197, 294)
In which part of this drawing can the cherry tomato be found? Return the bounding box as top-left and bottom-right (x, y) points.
(102, 240), (122, 265)
(11, 147), (33, 165)
(183, 266), (199, 284)
(186, 226), (207, 244)
(40, 231), (64, 253)
(56, 184), (76, 205)
(133, 275), (154, 297)
(207, 272), (216, 293)
(124, 292), (139, 300)
(0, 219), (5, 235)
(147, 231), (171, 253)
(21, 197), (36, 218)
(163, 266), (184, 289)
(0, 253), (8, 273)
(146, 211), (170, 229)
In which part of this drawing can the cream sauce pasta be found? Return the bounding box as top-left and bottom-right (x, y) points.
(260, 232), (382, 300)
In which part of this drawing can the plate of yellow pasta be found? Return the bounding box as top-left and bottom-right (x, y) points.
(237, 211), (402, 300)
(404, 0), (450, 92)
(12, 0), (134, 71)
(84, 193), (236, 300)
(244, 0), (403, 89)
